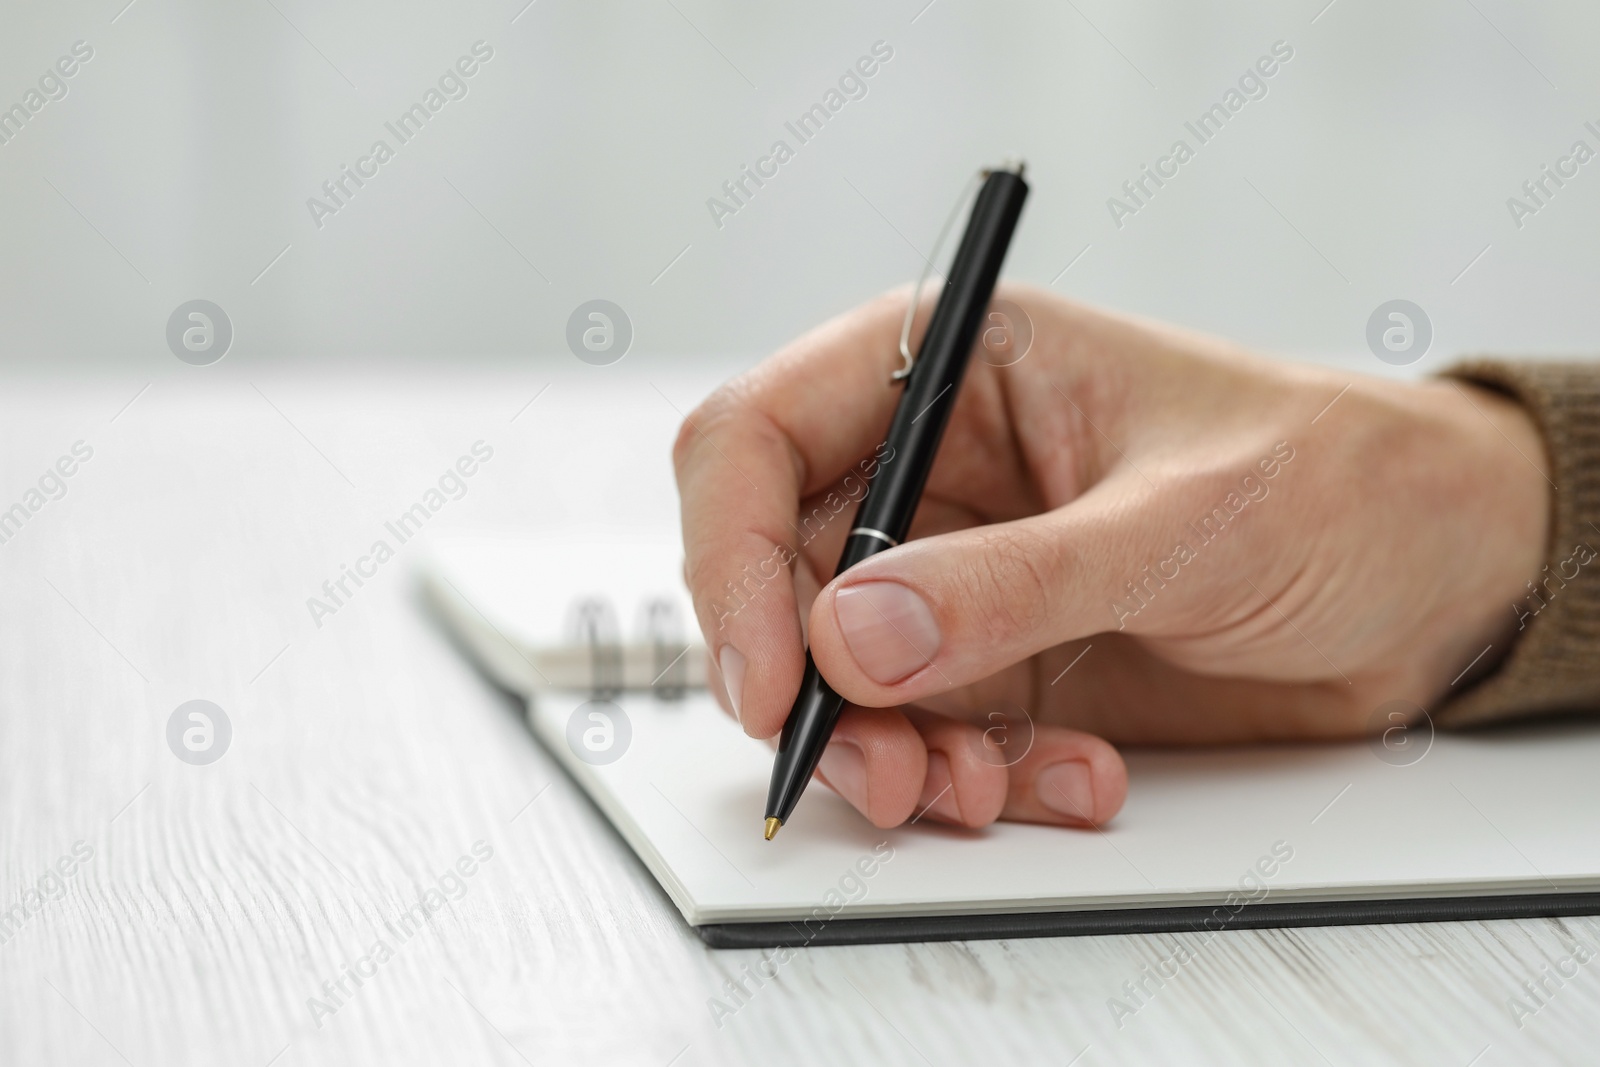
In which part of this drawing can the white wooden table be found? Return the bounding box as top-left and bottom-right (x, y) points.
(3, 363), (1596, 1067)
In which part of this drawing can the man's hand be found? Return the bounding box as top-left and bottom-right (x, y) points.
(672, 284), (1550, 831)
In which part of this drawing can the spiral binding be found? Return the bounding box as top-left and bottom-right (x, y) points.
(639, 597), (689, 701)
(565, 597), (623, 698)
(564, 596), (689, 701)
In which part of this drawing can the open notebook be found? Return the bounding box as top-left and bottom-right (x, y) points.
(421, 534), (1600, 947)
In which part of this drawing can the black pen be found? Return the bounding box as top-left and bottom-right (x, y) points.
(764, 160), (1030, 840)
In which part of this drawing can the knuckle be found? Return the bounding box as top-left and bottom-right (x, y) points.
(684, 531), (793, 634)
(671, 384), (745, 477)
(961, 524), (1068, 639)
(681, 548), (720, 602)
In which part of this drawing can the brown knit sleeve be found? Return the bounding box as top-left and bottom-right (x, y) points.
(1434, 360), (1600, 727)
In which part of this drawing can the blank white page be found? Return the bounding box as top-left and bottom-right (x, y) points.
(422, 535), (1600, 927)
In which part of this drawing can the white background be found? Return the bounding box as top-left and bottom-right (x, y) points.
(0, 0), (1596, 369)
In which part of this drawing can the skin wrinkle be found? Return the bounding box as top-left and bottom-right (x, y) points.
(786, 296), (917, 498)
(1024, 638), (1049, 733)
(1107, 447), (1306, 640)
(674, 402), (799, 643)
(918, 374), (1025, 525)
(991, 360), (1051, 518)
(1022, 376), (1093, 510)
(1044, 369), (1104, 504)
(715, 353), (838, 503)
(735, 397), (809, 503)
(684, 526), (791, 631)
(979, 367), (1044, 519)
(966, 522), (1070, 642)
(1158, 575), (1286, 649)
(1054, 316), (1142, 479)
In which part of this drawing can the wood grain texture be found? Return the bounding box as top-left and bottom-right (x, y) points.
(2, 365), (1597, 1067)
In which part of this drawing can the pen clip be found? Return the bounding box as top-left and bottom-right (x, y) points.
(895, 169), (986, 382)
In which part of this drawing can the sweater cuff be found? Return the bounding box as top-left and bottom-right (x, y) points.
(1434, 360), (1600, 727)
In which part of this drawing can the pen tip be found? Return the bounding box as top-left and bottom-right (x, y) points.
(764, 817), (782, 841)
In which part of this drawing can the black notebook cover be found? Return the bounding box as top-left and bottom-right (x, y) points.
(698, 892), (1600, 948)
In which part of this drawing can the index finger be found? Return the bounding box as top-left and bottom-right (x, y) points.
(673, 288), (913, 738)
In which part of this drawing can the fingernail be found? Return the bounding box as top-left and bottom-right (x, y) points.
(1037, 761), (1095, 823)
(818, 740), (868, 812)
(718, 645), (746, 721)
(835, 581), (941, 685)
(914, 751), (961, 823)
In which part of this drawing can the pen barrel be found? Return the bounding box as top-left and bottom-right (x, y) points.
(851, 169), (1030, 548)
(766, 652), (845, 823)
(765, 166), (1029, 831)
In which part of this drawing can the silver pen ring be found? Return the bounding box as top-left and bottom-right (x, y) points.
(848, 527), (900, 548)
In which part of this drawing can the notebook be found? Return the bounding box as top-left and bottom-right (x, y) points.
(421, 533), (1600, 947)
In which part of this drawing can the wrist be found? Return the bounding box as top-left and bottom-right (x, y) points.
(1431, 379), (1552, 681)
(1430, 360), (1600, 725)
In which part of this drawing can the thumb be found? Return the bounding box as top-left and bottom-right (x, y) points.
(806, 478), (1177, 706)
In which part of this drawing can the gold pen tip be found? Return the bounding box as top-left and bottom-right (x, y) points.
(764, 817), (782, 841)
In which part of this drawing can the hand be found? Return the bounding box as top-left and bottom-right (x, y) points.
(672, 284), (1550, 831)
